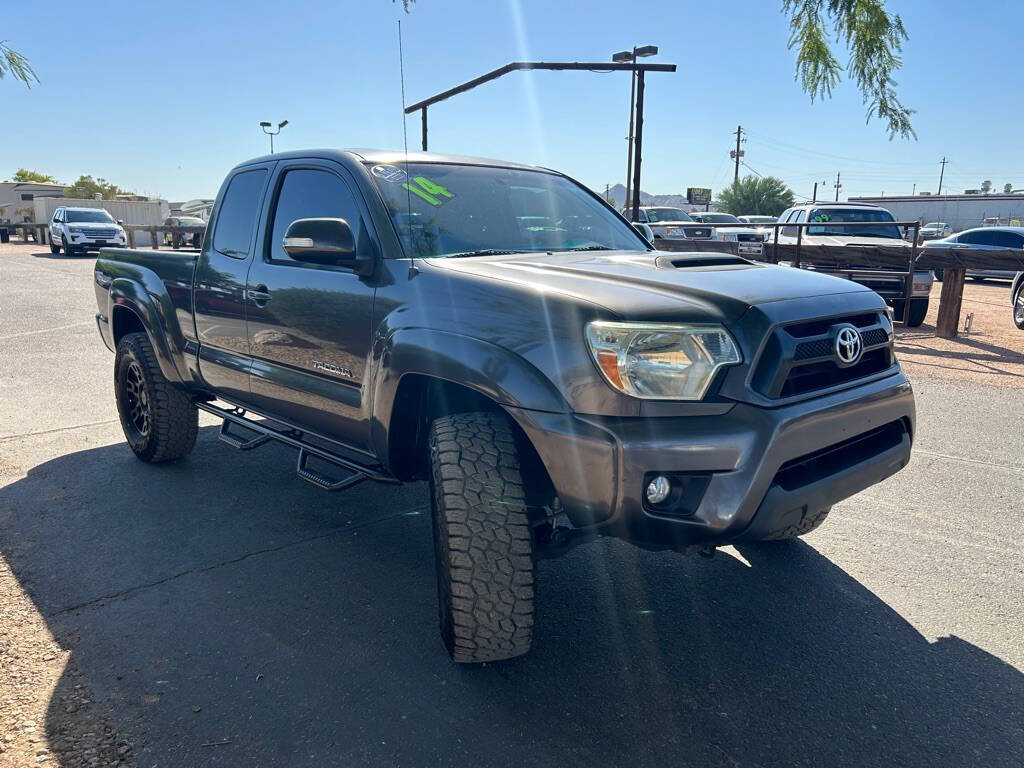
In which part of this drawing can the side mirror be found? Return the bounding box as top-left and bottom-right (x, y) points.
(117, 219), (125, 226)
(632, 223), (654, 244)
(283, 218), (356, 264)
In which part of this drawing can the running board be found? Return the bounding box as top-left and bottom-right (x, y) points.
(195, 399), (396, 491)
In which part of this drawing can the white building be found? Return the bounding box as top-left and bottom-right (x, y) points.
(849, 193), (1024, 232)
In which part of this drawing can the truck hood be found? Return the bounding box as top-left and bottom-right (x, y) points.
(428, 249), (871, 323)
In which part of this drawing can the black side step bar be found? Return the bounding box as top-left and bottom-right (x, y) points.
(195, 400), (397, 491)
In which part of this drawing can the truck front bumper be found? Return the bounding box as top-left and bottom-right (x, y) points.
(508, 371), (914, 549)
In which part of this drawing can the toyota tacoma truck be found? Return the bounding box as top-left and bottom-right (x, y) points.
(93, 149), (915, 663)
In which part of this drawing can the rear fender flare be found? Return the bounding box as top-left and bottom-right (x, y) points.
(107, 272), (186, 384)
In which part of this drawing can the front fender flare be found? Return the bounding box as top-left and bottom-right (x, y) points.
(369, 327), (570, 464)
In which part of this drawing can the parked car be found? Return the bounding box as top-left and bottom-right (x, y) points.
(689, 212), (766, 256)
(919, 222), (953, 241)
(775, 202), (933, 326)
(922, 227), (1022, 281)
(627, 206), (714, 242)
(1012, 272), (1024, 329)
(162, 216), (206, 249)
(48, 206), (126, 255)
(93, 148), (915, 663)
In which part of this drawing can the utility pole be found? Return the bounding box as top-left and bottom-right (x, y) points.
(730, 125), (744, 184)
(834, 171), (842, 201)
(937, 157), (948, 195)
(912, 183), (916, 196)
(812, 182), (818, 202)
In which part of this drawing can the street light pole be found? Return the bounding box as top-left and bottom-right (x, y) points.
(613, 45), (658, 219)
(259, 119), (289, 154)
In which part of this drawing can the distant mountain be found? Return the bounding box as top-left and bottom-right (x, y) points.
(602, 184), (691, 210)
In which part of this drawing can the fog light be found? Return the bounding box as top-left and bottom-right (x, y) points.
(645, 475), (671, 505)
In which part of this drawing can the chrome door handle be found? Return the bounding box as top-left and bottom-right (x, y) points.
(247, 287), (271, 304)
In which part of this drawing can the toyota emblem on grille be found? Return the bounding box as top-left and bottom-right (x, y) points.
(834, 325), (863, 366)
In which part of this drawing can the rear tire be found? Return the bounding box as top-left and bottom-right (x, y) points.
(114, 332), (198, 463)
(1013, 283), (1024, 330)
(756, 506), (832, 541)
(428, 412), (535, 663)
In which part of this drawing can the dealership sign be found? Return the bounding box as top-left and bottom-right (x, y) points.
(687, 187), (712, 205)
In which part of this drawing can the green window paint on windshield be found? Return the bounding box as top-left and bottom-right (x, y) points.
(402, 176), (456, 207)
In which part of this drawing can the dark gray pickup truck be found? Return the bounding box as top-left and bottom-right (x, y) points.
(93, 149), (915, 663)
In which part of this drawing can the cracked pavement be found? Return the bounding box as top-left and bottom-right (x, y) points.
(1, 242), (1022, 767)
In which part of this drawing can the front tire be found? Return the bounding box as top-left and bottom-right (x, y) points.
(893, 298), (929, 327)
(114, 332), (198, 463)
(756, 506), (832, 541)
(61, 235), (75, 257)
(428, 412), (535, 663)
(49, 240), (60, 254)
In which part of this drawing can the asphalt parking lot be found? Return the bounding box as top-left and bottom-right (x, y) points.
(1, 242), (1022, 767)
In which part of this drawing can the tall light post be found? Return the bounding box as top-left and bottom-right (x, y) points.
(612, 45), (658, 220)
(259, 119), (288, 154)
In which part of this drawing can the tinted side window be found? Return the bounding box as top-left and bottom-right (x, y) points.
(213, 169), (267, 257)
(990, 230), (1024, 249)
(269, 169), (362, 265)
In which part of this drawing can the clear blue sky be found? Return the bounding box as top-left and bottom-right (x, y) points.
(4, 0), (1022, 202)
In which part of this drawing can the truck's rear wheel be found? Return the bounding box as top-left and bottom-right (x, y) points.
(428, 412), (535, 663)
(757, 506), (831, 541)
(114, 332), (198, 463)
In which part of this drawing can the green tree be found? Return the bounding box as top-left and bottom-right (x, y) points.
(64, 175), (130, 200)
(1, 41), (37, 88)
(981, 179), (993, 194)
(717, 175), (795, 216)
(784, 0), (914, 138)
(1004, 183), (1014, 194)
(12, 168), (57, 184)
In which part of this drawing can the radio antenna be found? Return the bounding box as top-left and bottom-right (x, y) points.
(397, 18), (414, 257)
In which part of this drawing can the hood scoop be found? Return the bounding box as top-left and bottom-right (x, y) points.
(654, 254), (756, 270)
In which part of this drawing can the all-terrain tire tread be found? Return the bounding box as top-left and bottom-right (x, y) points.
(429, 412), (534, 663)
(115, 332), (198, 463)
(761, 506), (831, 540)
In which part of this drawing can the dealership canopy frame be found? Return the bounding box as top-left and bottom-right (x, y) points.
(404, 60), (677, 221)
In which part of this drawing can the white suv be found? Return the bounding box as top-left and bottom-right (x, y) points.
(49, 207), (127, 256)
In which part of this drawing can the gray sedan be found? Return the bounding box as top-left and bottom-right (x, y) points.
(922, 227), (1024, 281)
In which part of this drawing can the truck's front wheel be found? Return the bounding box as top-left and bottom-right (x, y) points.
(114, 332), (198, 463)
(428, 412), (535, 663)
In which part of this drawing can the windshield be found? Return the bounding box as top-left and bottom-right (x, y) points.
(368, 162), (647, 257)
(65, 209), (115, 223)
(806, 208), (902, 239)
(700, 213), (742, 224)
(645, 207), (693, 223)
(742, 215), (776, 224)
(923, 222), (946, 228)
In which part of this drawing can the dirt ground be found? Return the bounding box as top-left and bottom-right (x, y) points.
(895, 278), (1024, 385)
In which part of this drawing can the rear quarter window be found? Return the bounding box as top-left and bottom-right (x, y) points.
(213, 169), (267, 257)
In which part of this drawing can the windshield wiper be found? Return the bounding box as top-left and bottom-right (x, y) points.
(565, 245), (614, 252)
(441, 249), (522, 259)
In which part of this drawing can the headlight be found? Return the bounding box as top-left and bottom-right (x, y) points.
(70, 226), (84, 234)
(585, 321), (741, 400)
(718, 232), (738, 241)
